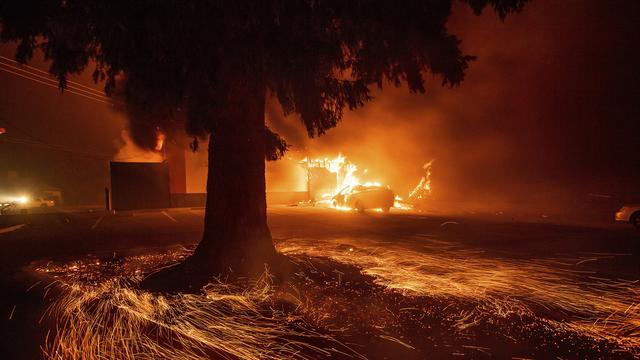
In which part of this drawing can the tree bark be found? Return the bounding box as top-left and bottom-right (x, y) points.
(189, 78), (279, 274)
(142, 76), (285, 291)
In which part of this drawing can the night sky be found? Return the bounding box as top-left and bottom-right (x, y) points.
(1, 0), (639, 211)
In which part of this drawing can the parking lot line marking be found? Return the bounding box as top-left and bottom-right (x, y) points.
(91, 216), (103, 230)
(162, 211), (178, 223)
(0, 224), (25, 234)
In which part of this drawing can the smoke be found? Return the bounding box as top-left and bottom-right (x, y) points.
(266, 0), (640, 219)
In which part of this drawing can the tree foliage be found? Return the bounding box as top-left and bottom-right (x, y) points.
(0, 0), (526, 155)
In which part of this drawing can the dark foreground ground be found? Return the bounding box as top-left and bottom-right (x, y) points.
(1, 206), (639, 359)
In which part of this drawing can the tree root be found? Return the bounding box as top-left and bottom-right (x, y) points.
(139, 249), (297, 294)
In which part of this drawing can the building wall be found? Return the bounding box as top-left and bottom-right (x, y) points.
(185, 147), (208, 193)
(110, 161), (171, 211)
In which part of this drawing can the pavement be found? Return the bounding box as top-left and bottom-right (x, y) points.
(1, 205), (637, 274)
(0, 206), (639, 358)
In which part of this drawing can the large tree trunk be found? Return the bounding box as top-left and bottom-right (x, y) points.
(190, 79), (279, 274)
(142, 77), (284, 291)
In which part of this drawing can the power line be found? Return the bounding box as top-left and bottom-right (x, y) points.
(0, 135), (113, 160)
(0, 55), (106, 96)
(0, 56), (123, 106)
(0, 64), (111, 104)
(0, 60), (109, 100)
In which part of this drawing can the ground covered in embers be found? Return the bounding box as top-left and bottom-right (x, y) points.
(30, 239), (639, 359)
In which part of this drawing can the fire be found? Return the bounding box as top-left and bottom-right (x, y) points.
(154, 128), (166, 151)
(301, 154), (360, 196)
(393, 195), (412, 210)
(113, 129), (164, 163)
(408, 160), (433, 203)
(299, 154), (433, 212)
(300, 154), (389, 210)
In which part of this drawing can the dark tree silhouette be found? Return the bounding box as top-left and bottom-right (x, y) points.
(0, 0), (525, 288)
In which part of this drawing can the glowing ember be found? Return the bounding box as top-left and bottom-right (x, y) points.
(42, 276), (347, 360)
(34, 250), (361, 360)
(30, 241), (639, 358)
(277, 237), (640, 353)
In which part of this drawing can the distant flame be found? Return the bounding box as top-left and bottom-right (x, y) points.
(154, 129), (165, 151)
(302, 154), (360, 195)
(299, 155), (435, 211)
(113, 129), (164, 163)
(408, 160), (433, 203)
(301, 154), (372, 196)
(301, 154), (391, 210)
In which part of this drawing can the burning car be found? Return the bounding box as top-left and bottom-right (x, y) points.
(331, 184), (395, 213)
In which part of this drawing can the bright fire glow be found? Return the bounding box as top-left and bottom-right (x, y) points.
(300, 154), (391, 210)
(393, 195), (412, 210)
(154, 129), (166, 151)
(113, 129), (164, 163)
(408, 160), (433, 203)
(301, 154), (360, 196)
(300, 155), (434, 211)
